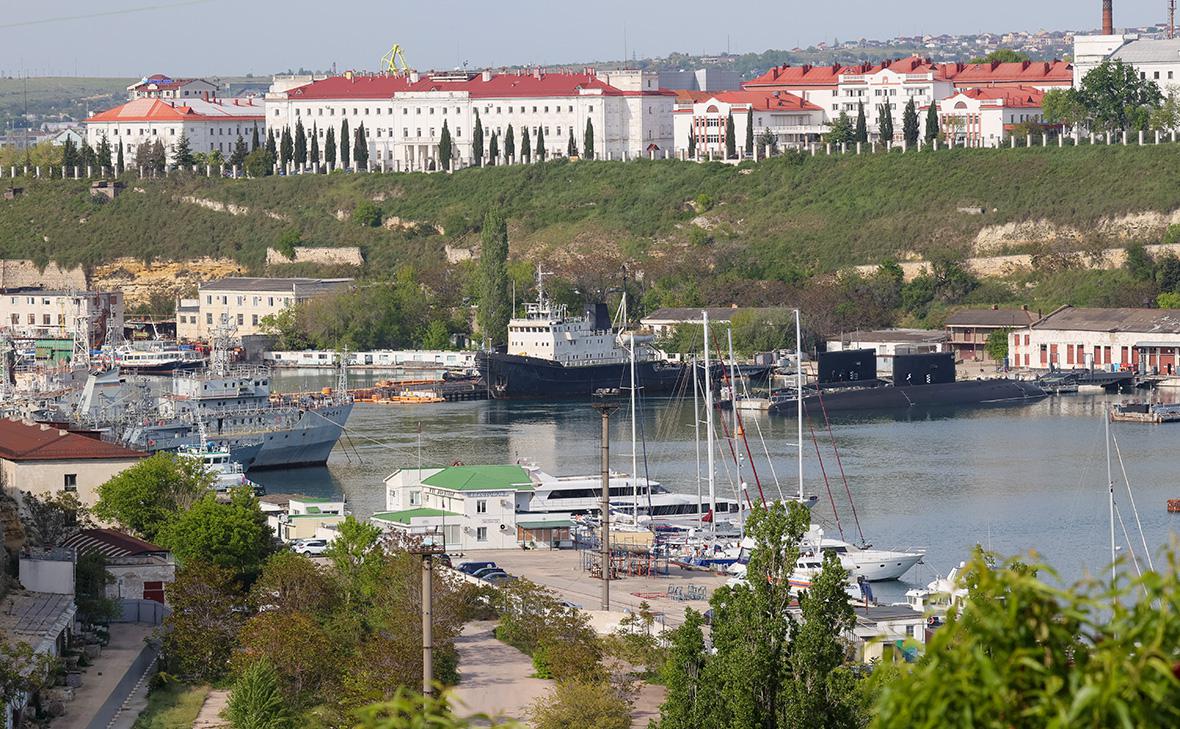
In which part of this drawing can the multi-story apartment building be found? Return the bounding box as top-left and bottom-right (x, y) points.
(127, 74), (220, 101)
(84, 97), (265, 165)
(264, 68), (674, 169)
(925, 87), (1048, 147)
(673, 90), (827, 153)
(176, 277), (352, 341)
(0, 289), (123, 348)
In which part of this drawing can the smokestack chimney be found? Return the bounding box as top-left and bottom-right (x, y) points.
(1103, 0), (1114, 34)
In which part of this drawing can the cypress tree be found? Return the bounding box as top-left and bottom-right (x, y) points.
(725, 112), (736, 159)
(535, 126), (546, 161)
(925, 102), (940, 142)
(353, 123), (368, 168)
(472, 111), (484, 166)
(265, 129), (277, 159)
(477, 209), (511, 345)
(567, 127), (577, 157)
(294, 118), (307, 165)
(688, 126), (696, 157)
(230, 135), (248, 169)
(279, 127), (293, 167)
(745, 107), (754, 157)
(173, 133), (194, 168)
(309, 123), (319, 165)
(504, 124), (515, 162)
(877, 102), (894, 142)
(79, 142), (97, 172)
(488, 131), (499, 166)
(339, 119), (350, 168)
(251, 125), (260, 151)
(325, 126), (336, 167)
(855, 101), (868, 143)
(521, 125), (532, 160)
(902, 98), (919, 146)
(116, 141), (124, 173)
(438, 120), (453, 170)
(96, 135), (112, 173)
(61, 139), (77, 173)
(584, 118), (595, 159)
(148, 140), (166, 172)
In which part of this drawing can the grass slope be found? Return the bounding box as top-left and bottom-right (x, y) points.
(130, 682), (210, 729)
(2, 145), (1179, 283)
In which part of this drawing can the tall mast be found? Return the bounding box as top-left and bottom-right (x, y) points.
(693, 354), (702, 530)
(627, 294), (638, 523)
(703, 311), (715, 536)
(728, 327), (741, 516)
(796, 309), (804, 503)
(1106, 408), (1116, 585)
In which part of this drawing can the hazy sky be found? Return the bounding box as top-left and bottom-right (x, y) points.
(0, 0), (1169, 78)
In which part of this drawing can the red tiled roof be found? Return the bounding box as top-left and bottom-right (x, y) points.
(0, 419), (146, 462)
(941, 60), (1072, 86)
(746, 57), (1072, 90)
(745, 63), (863, 88)
(285, 72), (670, 100)
(680, 90), (821, 112)
(130, 75), (207, 91)
(61, 528), (168, 558)
(943, 86), (1046, 109)
(87, 98), (264, 123)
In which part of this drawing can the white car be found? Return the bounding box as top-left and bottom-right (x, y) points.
(292, 538), (329, 556)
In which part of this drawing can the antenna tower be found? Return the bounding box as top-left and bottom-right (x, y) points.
(210, 313), (237, 376)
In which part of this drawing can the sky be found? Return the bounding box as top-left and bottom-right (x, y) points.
(0, 0), (1170, 78)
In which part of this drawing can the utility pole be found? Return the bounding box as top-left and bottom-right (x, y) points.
(592, 398), (619, 610)
(410, 534), (446, 696)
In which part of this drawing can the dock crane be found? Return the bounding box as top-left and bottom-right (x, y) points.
(381, 44), (411, 74)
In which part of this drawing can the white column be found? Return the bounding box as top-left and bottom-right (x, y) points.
(1139, 130), (1144, 145)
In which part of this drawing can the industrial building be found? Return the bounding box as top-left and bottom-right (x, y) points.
(1008, 306), (1180, 373)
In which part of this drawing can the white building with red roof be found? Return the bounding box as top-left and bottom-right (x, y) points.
(673, 90), (826, 153)
(127, 74), (219, 101)
(923, 87), (1048, 148)
(265, 68), (674, 170)
(84, 97), (264, 166)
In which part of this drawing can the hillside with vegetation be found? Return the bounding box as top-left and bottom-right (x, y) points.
(5, 145), (1180, 343)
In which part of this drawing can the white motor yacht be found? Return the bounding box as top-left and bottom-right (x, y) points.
(177, 442), (266, 495)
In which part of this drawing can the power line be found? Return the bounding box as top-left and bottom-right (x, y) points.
(0, 0), (218, 30)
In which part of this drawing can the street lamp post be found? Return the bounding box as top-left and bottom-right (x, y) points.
(591, 399), (619, 610)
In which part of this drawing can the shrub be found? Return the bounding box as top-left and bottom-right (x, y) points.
(352, 201), (383, 227)
(226, 659), (294, 729)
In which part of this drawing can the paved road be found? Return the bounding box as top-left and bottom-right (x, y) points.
(50, 624), (156, 729)
(451, 621), (550, 723)
(192, 689), (230, 728)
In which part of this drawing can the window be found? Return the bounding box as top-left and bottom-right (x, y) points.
(476, 499), (487, 513)
(64, 474), (77, 492)
(409, 490), (421, 506)
(252, 314), (259, 326)
(237, 313), (244, 326)
(206, 313), (213, 325)
(1155, 71), (1161, 80)
(476, 527), (488, 542)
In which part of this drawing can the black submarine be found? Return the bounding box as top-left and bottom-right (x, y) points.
(769, 349), (1047, 414)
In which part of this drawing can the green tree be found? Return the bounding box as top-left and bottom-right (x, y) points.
(324, 517), (384, 609)
(354, 123), (369, 168)
(172, 132), (192, 167)
(265, 129), (277, 160)
(279, 127), (293, 168)
(745, 107), (755, 157)
(583, 118), (594, 159)
(902, 98), (919, 146)
(1158, 291), (1180, 308)
(1042, 89), (1087, 128)
(95, 134), (113, 172)
(877, 102), (894, 142)
(1124, 242), (1157, 281)
(94, 453), (212, 542)
(504, 124), (516, 162)
(21, 490), (91, 548)
(274, 229), (300, 260)
(353, 201), (383, 227)
(309, 123), (320, 165)
(968, 48), (1030, 64)
(535, 125), (546, 161)
(567, 127), (577, 156)
(854, 101), (868, 143)
(244, 147), (275, 177)
(528, 681), (631, 729)
(488, 130), (499, 166)
(293, 118), (307, 166)
(521, 125), (532, 160)
(226, 658), (295, 729)
(163, 562), (244, 681)
(724, 112), (736, 159)
(984, 328), (1011, 362)
(230, 135), (249, 169)
(656, 608), (716, 729)
(340, 119), (350, 168)
(251, 125), (260, 150)
(157, 489), (273, 576)
(438, 120), (453, 170)
(825, 112), (855, 144)
(352, 688), (521, 729)
(477, 209), (511, 345)
(472, 111), (484, 166)
(0, 640), (52, 718)
(1150, 91), (1180, 132)
(924, 101), (940, 142)
(1078, 59), (1164, 132)
(688, 126), (697, 157)
(420, 319), (451, 349)
(116, 140), (124, 173)
(79, 141), (97, 172)
(757, 128), (777, 157)
(75, 552), (118, 624)
(61, 138), (77, 172)
(236, 610), (337, 704)
(249, 551), (341, 617)
(325, 126), (336, 168)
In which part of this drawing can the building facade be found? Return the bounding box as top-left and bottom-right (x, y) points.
(925, 87), (1047, 147)
(0, 419), (146, 505)
(60, 529), (175, 604)
(84, 97), (265, 166)
(265, 69), (674, 169)
(1008, 306), (1180, 373)
(128, 74), (220, 100)
(673, 90), (826, 153)
(943, 307), (1040, 363)
(176, 277), (353, 341)
(0, 288), (123, 348)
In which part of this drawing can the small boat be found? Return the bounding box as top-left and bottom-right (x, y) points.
(1110, 401), (1180, 424)
(177, 442), (266, 495)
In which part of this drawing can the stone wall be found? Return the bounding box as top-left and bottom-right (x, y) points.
(265, 246), (363, 267)
(0, 260), (87, 290)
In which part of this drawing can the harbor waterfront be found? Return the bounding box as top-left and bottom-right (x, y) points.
(261, 370), (1180, 601)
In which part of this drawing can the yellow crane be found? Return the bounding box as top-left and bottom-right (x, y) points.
(381, 44), (411, 74)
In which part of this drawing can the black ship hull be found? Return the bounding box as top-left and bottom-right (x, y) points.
(770, 379), (1047, 414)
(478, 352), (685, 399)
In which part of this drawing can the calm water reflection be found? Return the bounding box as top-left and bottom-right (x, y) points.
(256, 371), (1180, 601)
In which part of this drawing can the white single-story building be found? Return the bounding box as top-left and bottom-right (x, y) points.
(1008, 306), (1180, 373)
(259, 494), (347, 542)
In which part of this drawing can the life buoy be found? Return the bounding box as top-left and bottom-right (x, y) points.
(147, 439), (156, 447)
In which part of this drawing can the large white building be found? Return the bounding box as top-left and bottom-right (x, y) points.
(673, 90), (827, 153)
(1075, 34), (1180, 95)
(924, 87), (1048, 147)
(176, 277), (352, 341)
(84, 97), (265, 166)
(1008, 306), (1180, 373)
(0, 288), (123, 348)
(265, 68), (675, 169)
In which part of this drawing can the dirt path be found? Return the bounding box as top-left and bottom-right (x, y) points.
(451, 621), (550, 723)
(192, 688), (230, 728)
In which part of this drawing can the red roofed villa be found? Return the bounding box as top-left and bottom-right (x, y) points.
(85, 96), (264, 166)
(926, 86), (1051, 148)
(0, 418), (145, 505)
(674, 90), (826, 154)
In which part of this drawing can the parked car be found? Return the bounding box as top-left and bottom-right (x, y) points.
(482, 572), (514, 585)
(457, 561), (497, 575)
(472, 567), (509, 580)
(292, 538), (329, 556)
